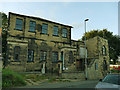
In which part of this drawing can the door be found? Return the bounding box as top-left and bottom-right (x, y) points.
(61, 51), (63, 70)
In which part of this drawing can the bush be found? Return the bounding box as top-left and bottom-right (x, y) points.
(48, 78), (56, 82)
(2, 69), (26, 88)
(111, 69), (120, 73)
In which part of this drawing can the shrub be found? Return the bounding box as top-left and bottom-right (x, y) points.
(48, 78), (56, 82)
(2, 69), (26, 88)
(111, 69), (120, 73)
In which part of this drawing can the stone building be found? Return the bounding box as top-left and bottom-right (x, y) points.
(86, 36), (110, 79)
(6, 12), (110, 79)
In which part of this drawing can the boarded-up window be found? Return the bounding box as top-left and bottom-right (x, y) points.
(14, 46), (20, 61)
(15, 18), (23, 30)
(37, 24), (42, 32)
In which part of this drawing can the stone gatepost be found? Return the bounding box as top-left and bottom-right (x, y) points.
(42, 61), (46, 74)
(58, 61), (63, 74)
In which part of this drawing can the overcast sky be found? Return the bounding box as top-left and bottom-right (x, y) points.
(0, 2), (118, 40)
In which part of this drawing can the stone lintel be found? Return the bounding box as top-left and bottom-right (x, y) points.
(7, 39), (28, 44)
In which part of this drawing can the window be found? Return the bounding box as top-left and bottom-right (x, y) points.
(95, 63), (98, 70)
(28, 49), (34, 62)
(52, 52), (58, 62)
(53, 26), (58, 36)
(62, 28), (67, 37)
(103, 60), (107, 71)
(14, 46), (20, 61)
(102, 46), (106, 55)
(40, 51), (47, 61)
(29, 21), (36, 32)
(68, 51), (74, 63)
(42, 24), (48, 34)
(15, 18), (23, 30)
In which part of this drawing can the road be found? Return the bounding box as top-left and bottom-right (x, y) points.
(17, 79), (99, 88)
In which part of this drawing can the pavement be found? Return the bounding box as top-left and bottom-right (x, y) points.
(16, 79), (99, 88)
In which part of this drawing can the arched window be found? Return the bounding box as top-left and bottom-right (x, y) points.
(103, 60), (107, 71)
(102, 46), (106, 55)
(14, 46), (20, 61)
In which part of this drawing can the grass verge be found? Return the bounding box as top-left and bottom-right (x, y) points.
(2, 69), (26, 88)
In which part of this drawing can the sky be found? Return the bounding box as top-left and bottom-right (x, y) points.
(0, 2), (118, 40)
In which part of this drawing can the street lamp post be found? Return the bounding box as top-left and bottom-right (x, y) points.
(85, 18), (89, 80)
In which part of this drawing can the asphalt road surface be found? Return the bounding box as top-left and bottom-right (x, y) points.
(17, 79), (99, 88)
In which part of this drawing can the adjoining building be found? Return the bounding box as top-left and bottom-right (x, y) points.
(6, 12), (110, 79)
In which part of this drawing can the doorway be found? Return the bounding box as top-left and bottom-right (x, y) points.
(61, 51), (63, 70)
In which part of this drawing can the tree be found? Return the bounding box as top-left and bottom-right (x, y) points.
(82, 29), (120, 64)
(1, 12), (8, 68)
(0, 13), (1, 62)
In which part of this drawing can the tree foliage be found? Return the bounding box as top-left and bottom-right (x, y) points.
(1, 12), (8, 68)
(82, 29), (120, 64)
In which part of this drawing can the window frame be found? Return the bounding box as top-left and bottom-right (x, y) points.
(29, 20), (36, 32)
(40, 50), (47, 61)
(27, 49), (34, 62)
(52, 51), (58, 63)
(15, 18), (23, 31)
(62, 28), (67, 38)
(41, 23), (48, 34)
(95, 63), (98, 70)
(53, 26), (59, 36)
(102, 45), (106, 56)
(103, 60), (107, 71)
(68, 51), (74, 63)
(14, 46), (20, 62)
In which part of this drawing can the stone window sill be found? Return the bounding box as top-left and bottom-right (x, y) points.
(27, 61), (34, 63)
(53, 35), (59, 37)
(40, 33), (49, 36)
(14, 28), (23, 31)
(62, 36), (67, 38)
(28, 31), (36, 33)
